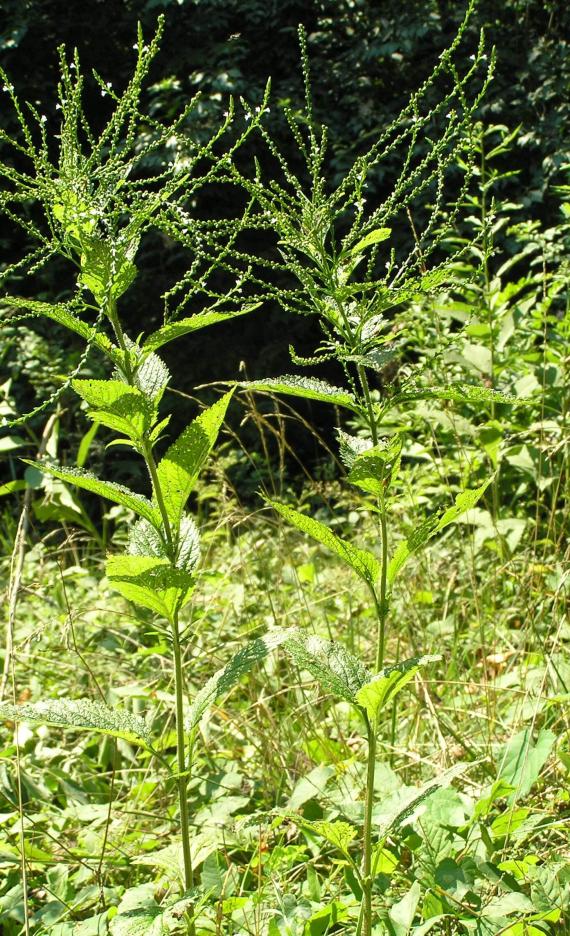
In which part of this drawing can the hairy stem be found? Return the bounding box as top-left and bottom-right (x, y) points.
(361, 717), (377, 936)
(376, 503), (388, 672)
(172, 615), (194, 895)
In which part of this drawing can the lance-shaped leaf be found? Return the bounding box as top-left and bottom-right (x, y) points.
(236, 376), (358, 412)
(22, 461), (160, 527)
(106, 554), (195, 623)
(350, 227), (392, 255)
(3, 296), (120, 362)
(143, 305), (260, 353)
(156, 390), (233, 524)
(72, 379), (155, 440)
(388, 478), (493, 585)
(356, 655), (441, 723)
(282, 630), (369, 703)
(0, 698), (151, 747)
(187, 629), (294, 735)
(269, 499), (380, 588)
(373, 763), (470, 844)
(347, 436), (403, 498)
(395, 382), (527, 406)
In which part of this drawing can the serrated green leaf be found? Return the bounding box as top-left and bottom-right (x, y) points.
(347, 436), (403, 497)
(72, 379), (154, 440)
(3, 296), (120, 362)
(156, 391), (233, 524)
(356, 655), (441, 723)
(388, 478), (493, 585)
(143, 305), (260, 353)
(22, 461), (160, 527)
(237, 376), (358, 412)
(79, 239), (138, 304)
(282, 630), (369, 703)
(269, 499), (380, 588)
(187, 629), (294, 734)
(133, 352), (170, 402)
(0, 698), (151, 747)
(106, 554), (195, 622)
(374, 763), (469, 843)
(350, 227), (392, 255)
(336, 430), (373, 470)
(396, 382), (528, 406)
(297, 819), (357, 858)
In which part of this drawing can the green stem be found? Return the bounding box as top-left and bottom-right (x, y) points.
(172, 614), (194, 895)
(375, 503), (388, 672)
(360, 716), (377, 936)
(357, 364), (378, 446)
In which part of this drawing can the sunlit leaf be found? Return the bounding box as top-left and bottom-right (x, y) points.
(282, 630), (369, 703)
(23, 461), (160, 527)
(0, 698), (151, 747)
(237, 376), (358, 412)
(143, 305), (260, 352)
(350, 227), (392, 255)
(156, 391), (233, 524)
(388, 478), (493, 585)
(356, 655), (441, 723)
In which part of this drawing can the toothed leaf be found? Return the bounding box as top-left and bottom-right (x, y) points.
(0, 698), (151, 747)
(187, 629), (294, 734)
(134, 352), (170, 402)
(106, 554), (195, 622)
(356, 655), (441, 723)
(23, 461), (160, 527)
(72, 379), (155, 439)
(347, 436), (403, 497)
(237, 376), (358, 412)
(269, 499), (380, 588)
(388, 478), (493, 585)
(156, 391), (233, 524)
(282, 630), (369, 703)
(395, 382), (528, 406)
(143, 305), (260, 352)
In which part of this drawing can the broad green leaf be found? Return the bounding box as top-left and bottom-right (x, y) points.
(3, 296), (120, 362)
(388, 881), (421, 936)
(143, 305), (260, 352)
(269, 499), (380, 588)
(356, 655), (441, 723)
(72, 379), (154, 440)
(297, 819), (357, 858)
(128, 517), (201, 574)
(106, 554), (195, 623)
(388, 478), (493, 585)
(347, 436), (403, 497)
(374, 763), (469, 844)
(498, 728), (556, 802)
(79, 239), (137, 304)
(282, 630), (369, 703)
(23, 461), (160, 527)
(350, 227), (392, 255)
(395, 382), (527, 406)
(109, 884), (194, 936)
(336, 429), (373, 470)
(0, 698), (151, 747)
(156, 391), (233, 524)
(236, 376), (358, 412)
(187, 629), (294, 734)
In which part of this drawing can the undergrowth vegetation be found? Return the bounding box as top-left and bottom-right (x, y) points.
(0, 5), (568, 935)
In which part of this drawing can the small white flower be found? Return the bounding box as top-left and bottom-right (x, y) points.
(2, 83), (13, 93)
(40, 114), (47, 124)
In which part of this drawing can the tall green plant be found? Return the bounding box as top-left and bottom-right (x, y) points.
(0, 18), (270, 929)
(223, 8), (528, 933)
